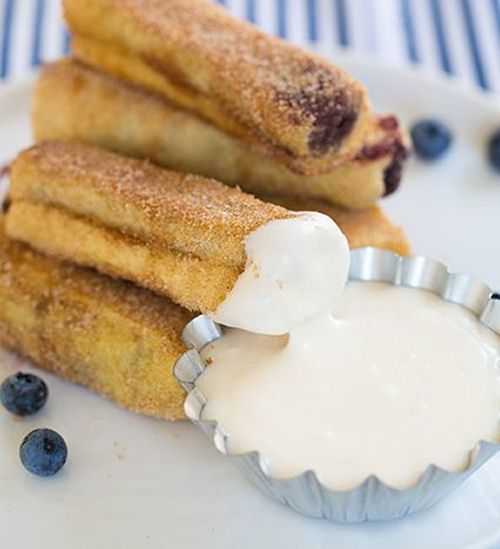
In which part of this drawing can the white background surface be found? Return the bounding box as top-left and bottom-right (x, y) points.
(0, 55), (500, 548)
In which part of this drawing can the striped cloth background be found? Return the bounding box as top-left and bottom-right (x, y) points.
(0, 0), (498, 93)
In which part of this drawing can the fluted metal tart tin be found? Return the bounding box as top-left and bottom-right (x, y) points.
(174, 247), (500, 523)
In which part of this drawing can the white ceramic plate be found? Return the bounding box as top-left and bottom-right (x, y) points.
(0, 54), (499, 549)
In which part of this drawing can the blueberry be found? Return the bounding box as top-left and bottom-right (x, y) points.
(0, 372), (48, 416)
(20, 428), (68, 477)
(410, 119), (453, 160)
(487, 129), (500, 172)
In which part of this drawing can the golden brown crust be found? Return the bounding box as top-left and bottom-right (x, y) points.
(7, 141), (294, 313)
(10, 141), (291, 267)
(265, 195), (411, 256)
(33, 60), (408, 209)
(5, 194), (409, 319)
(6, 201), (240, 312)
(0, 219), (193, 420)
(63, 0), (373, 175)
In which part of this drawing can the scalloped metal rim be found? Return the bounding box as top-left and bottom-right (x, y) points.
(174, 247), (500, 523)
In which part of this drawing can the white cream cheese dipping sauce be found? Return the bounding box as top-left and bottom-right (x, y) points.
(211, 213), (350, 335)
(200, 282), (500, 490)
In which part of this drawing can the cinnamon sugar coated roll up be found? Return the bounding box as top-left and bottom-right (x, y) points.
(6, 142), (353, 335)
(0, 219), (193, 420)
(33, 60), (408, 209)
(63, 0), (374, 176)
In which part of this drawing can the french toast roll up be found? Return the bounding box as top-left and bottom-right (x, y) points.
(33, 60), (408, 209)
(0, 219), (193, 420)
(6, 141), (291, 314)
(63, 0), (373, 176)
(6, 142), (352, 335)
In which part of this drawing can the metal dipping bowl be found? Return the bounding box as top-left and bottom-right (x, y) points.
(174, 248), (500, 523)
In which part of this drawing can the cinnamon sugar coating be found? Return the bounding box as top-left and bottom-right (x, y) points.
(0, 219), (193, 420)
(10, 141), (291, 266)
(7, 141), (291, 312)
(63, 0), (372, 176)
(34, 60), (408, 209)
(6, 200), (241, 312)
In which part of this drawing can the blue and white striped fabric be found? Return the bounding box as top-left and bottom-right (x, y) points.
(0, 0), (498, 93)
